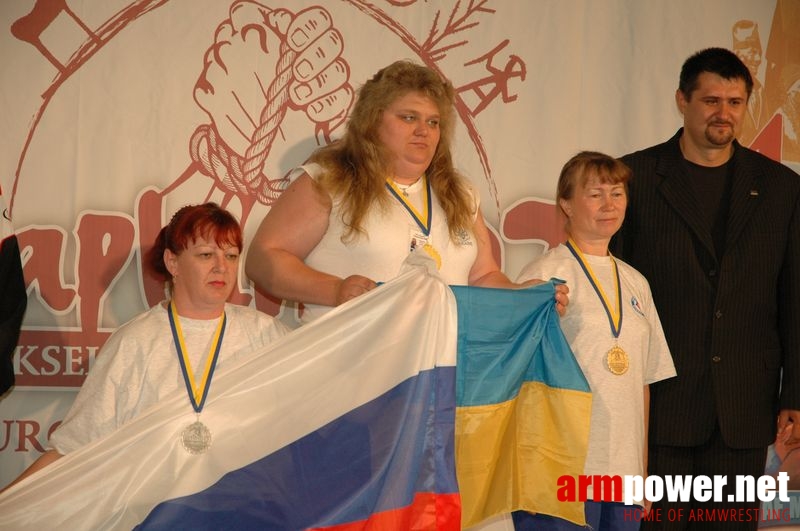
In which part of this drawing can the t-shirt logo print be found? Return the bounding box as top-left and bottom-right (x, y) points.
(630, 296), (645, 317)
(455, 227), (473, 246)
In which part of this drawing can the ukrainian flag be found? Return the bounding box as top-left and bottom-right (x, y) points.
(452, 283), (592, 528)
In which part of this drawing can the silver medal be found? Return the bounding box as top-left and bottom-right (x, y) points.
(181, 420), (212, 454)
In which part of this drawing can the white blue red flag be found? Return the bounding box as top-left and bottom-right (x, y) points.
(0, 257), (589, 529)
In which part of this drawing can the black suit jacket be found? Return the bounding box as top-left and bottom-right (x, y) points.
(613, 129), (800, 449)
(1, 234), (26, 395)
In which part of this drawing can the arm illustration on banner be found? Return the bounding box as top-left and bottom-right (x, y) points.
(8, 0), (537, 339)
(3, 0), (537, 393)
(183, 5), (353, 215)
(139, 4), (355, 310)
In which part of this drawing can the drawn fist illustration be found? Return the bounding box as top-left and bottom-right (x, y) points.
(191, 2), (353, 206)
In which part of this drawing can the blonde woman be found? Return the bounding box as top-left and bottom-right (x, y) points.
(246, 60), (567, 323)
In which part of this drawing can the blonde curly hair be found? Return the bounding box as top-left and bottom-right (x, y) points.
(309, 60), (474, 242)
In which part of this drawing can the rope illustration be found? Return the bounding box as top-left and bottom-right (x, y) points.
(190, 10), (298, 206)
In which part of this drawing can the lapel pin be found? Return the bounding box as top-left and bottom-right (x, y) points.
(749, 190), (759, 196)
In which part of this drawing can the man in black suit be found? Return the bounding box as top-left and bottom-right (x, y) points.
(613, 47), (800, 530)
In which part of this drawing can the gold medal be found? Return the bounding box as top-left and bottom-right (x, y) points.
(606, 345), (629, 375)
(566, 240), (630, 375)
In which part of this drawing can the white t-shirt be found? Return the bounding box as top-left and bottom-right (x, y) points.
(297, 163), (479, 322)
(518, 244), (676, 496)
(50, 302), (289, 454)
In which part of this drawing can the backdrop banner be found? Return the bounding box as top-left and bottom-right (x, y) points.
(1, 1), (798, 529)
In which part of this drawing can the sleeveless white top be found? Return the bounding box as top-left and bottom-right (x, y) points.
(298, 163), (479, 322)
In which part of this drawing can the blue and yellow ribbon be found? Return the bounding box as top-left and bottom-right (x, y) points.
(565, 239), (622, 338)
(385, 175), (432, 236)
(168, 301), (226, 413)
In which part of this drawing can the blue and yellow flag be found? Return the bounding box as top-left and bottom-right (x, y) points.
(453, 283), (592, 528)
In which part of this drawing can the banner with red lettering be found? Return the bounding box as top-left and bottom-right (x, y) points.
(1, 1), (798, 529)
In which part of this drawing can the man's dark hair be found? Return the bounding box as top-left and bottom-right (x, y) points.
(678, 47), (753, 100)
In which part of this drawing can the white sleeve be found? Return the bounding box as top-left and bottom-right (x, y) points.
(516, 258), (544, 283)
(289, 162), (325, 183)
(48, 329), (130, 454)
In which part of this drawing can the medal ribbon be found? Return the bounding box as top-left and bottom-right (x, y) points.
(168, 301), (226, 413)
(385, 175), (432, 236)
(565, 239), (623, 338)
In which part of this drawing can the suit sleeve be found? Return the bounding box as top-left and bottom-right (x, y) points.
(779, 190), (800, 411)
(0, 234), (26, 394)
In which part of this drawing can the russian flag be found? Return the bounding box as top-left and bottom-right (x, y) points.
(0, 256), (590, 530)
